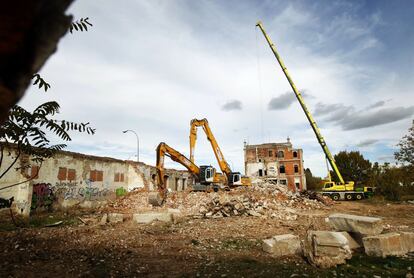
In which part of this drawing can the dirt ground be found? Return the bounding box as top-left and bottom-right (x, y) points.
(0, 190), (413, 277)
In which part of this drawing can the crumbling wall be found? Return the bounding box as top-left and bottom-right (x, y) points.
(244, 142), (306, 191)
(0, 146), (192, 215)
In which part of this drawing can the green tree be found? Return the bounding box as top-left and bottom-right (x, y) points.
(332, 151), (372, 187)
(0, 102), (95, 182)
(305, 168), (323, 191)
(395, 120), (414, 166)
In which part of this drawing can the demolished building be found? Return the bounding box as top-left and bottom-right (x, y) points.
(244, 138), (306, 191)
(0, 144), (193, 215)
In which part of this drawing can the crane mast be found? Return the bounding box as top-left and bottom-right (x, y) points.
(256, 21), (345, 184)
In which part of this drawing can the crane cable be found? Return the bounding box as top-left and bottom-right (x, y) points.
(255, 27), (265, 142)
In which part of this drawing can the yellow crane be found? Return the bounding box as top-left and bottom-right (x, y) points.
(189, 118), (251, 187)
(256, 21), (373, 200)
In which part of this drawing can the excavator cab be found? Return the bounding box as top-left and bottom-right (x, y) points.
(199, 165), (215, 184)
(228, 172), (241, 186)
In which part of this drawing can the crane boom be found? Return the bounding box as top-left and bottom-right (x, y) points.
(189, 118), (232, 178)
(256, 21), (345, 184)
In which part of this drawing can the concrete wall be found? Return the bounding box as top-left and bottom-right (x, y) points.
(0, 145), (193, 215)
(244, 140), (307, 191)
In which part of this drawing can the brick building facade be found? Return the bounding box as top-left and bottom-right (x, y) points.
(244, 139), (306, 191)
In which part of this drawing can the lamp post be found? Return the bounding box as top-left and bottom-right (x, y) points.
(123, 129), (139, 162)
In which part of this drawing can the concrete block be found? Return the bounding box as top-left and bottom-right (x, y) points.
(328, 213), (383, 235)
(340, 232), (362, 250)
(167, 208), (184, 224)
(363, 232), (405, 257)
(100, 214), (108, 225)
(400, 232), (414, 253)
(133, 212), (172, 224)
(304, 231), (352, 268)
(262, 234), (301, 257)
(107, 213), (124, 223)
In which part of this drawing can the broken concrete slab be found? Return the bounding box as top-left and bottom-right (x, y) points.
(340, 232), (362, 250)
(107, 213), (124, 223)
(133, 212), (173, 224)
(328, 213), (383, 235)
(167, 208), (185, 224)
(304, 231), (352, 268)
(363, 232), (405, 257)
(400, 232), (414, 253)
(100, 214), (108, 225)
(264, 234), (302, 257)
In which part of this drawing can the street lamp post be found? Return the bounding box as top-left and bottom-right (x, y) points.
(123, 130), (139, 162)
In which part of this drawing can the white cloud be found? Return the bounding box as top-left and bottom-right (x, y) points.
(17, 1), (413, 177)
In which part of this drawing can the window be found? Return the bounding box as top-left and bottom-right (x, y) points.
(293, 151), (298, 158)
(90, 170), (103, 182)
(294, 165), (299, 173)
(279, 165), (285, 174)
(115, 173), (125, 182)
(277, 151), (284, 158)
(264, 170), (267, 176)
(31, 165), (39, 179)
(258, 169), (263, 177)
(280, 179), (287, 185)
(67, 169), (76, 181)
(268, 150), (273, 157)
(295, 182), (300, 189)
(58, 167), (67, 181)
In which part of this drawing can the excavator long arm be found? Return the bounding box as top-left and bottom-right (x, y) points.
(189, 118), (232, 178)
(256, 21), (345, 184)
(155, 142), (200, 201)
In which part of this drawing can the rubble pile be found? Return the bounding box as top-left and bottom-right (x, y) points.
(106, 180), (331, 218)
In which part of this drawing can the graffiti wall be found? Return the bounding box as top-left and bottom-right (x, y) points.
(0, 145), (194, 215)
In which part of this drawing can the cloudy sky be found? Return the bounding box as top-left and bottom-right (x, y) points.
(19, 0), (414, 177)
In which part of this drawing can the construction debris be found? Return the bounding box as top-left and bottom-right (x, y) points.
(363, 232), (414, 257)
(304, 231), (352, 268)
(328, 213), (383, 235)
(133, 212), (173, 224)
(107, 213), (124, 223)
(262, 234), (302, 257)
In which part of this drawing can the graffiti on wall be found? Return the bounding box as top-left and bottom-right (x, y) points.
(31, 183), (55, 210)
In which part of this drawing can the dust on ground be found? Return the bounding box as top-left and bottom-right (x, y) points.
(0, 184), (413, 277)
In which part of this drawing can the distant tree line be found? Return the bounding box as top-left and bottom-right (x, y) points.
(306, 120), (414, 201)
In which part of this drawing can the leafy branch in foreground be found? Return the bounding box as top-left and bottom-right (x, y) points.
(32, 74), (50, 92)
(0, 101), (95, 180)
(69, 17), (93, 33)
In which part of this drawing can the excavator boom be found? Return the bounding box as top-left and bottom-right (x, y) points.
(150, 142), (200, 205)
(189, 118), (232, 177)
(256, 21), (345, 184)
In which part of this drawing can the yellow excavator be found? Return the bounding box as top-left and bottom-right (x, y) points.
(189, 118), (251, 187)
(148, 142), (225, 206)
(256, 21), (373, 200)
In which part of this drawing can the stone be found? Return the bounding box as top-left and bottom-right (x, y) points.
(263, 234), (302, 257)
(400, 232), (414, 253)
(80, 200), (94, 209)
(248, 210), (261, 217)
(262, 239), (276, 254)
(168, 208), (184, 224)
(100, 214), (108, 225)
(148, 191), (164, 206)
(107, 213), (124, 223)
(133, 212), (173, 224)
(363, 232), (406, 257)
(304, 231), (352, 268)
(340, 232), (362, 250)
(328, 213), (383, 235)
